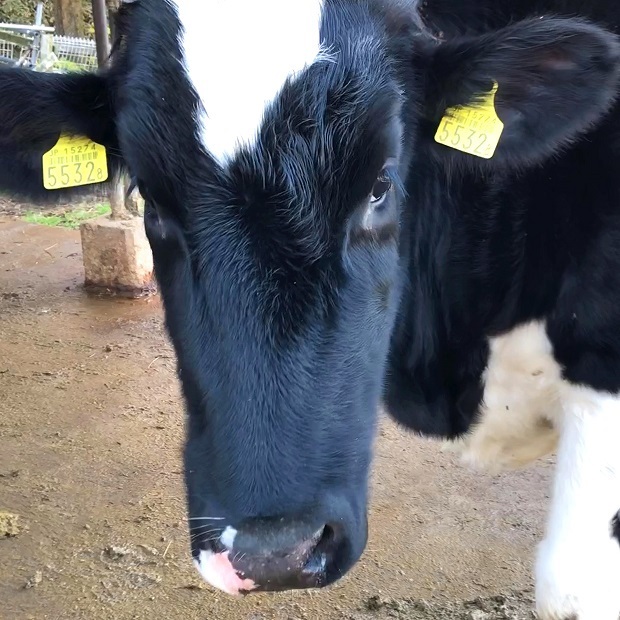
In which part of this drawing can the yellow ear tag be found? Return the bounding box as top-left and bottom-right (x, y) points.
(434, 81), (504, 159)
(42, 134), (109, 190)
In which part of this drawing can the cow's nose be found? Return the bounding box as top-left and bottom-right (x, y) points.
(193, 518), (335, 595)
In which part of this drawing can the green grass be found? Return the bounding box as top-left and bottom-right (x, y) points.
(53, 58), (98, 73)
(23, 203), (111, 229)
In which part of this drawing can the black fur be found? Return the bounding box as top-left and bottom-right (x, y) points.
(0, 0), (619, 590)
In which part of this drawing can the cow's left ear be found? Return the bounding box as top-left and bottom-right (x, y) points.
(0, 66), (124, 202)
(417, 16), (620, 169)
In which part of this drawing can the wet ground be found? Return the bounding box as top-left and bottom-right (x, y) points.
(0, 213), (556, 619)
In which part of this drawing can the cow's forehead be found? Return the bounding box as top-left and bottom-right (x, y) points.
(168, 0), (327, 165)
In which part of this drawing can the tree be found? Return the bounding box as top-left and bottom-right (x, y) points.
(0, 1), (93, 35)
(107, 0), (119, 42)
(54, 0), (86, 37)
(0, 0), (53, 25)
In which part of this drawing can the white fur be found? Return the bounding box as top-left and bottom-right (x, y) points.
(535, 385), (620, 620)
(168, 0), (326, 164)
(220, 526), (237, 550)
(447, 321), (562, 471)
(443, 320), (620, 617)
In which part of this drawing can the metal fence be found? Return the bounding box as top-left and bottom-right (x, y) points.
(0, 0), (99, 72)
(0, 26), (97, 72)
(53, 35), (98, 70)
(0, 38), (16, 61)
(0, 24), (49, 67)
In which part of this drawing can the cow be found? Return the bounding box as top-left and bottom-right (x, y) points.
(0, 1), (619, 618)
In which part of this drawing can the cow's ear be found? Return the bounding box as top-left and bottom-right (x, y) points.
(416, 16), (620, 170)
(0, 67), (124, 201)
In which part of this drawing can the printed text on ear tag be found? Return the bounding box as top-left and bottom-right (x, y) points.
(42, 134), (109, 190)
(434, 81), (504, 159)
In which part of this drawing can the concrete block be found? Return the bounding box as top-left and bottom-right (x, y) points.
(79, 215), (155, 297)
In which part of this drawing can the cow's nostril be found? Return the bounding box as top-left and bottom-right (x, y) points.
(294, 524), (327, 562)
(299, 524), (337, 578)
(312, 523), (337, 561)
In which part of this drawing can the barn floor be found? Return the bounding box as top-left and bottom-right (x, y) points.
(0, 214), (555, 620)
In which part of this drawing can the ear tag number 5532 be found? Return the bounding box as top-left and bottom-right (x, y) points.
(42, 134), (109, 190)
(434, 81), (504, 159)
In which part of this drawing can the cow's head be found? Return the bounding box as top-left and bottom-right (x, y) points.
(1, 0), (618, 597)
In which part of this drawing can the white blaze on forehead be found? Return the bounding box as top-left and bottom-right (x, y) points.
(169, 0), (326, 165)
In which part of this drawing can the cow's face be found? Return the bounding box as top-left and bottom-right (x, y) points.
(1, 0), (618, 600)
(143, 1), (410, 595)
(122, 0), (620, 596)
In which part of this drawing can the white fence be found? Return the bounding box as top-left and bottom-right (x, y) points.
(0, 26), (98, 72)
(52, 35), (98, 70)
(0, 39), (15, 60)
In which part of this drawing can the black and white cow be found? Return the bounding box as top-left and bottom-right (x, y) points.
(1, 1), (619, 618)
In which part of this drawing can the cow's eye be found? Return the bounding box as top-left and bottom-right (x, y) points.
(349, 160), (399, 241)
(370, 170), (392, 207)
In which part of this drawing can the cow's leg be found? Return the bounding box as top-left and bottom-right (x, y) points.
(535, 385), (620, 620)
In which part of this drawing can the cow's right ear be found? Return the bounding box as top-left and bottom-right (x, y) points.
(0, 66), (125, 201)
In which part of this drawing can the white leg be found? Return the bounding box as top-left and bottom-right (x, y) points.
(535, 386), (620, 620)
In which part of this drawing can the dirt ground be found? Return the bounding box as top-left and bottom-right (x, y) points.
(0, 213), (557, 620)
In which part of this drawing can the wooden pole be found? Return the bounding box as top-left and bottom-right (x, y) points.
(92, 0), (111, 68)
(79, 1), (153, 298)
(92, 0), (128, 219)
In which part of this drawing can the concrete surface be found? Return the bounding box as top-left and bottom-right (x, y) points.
(79, 215), (155, 297)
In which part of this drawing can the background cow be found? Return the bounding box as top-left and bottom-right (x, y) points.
(0, 1), (619, 618)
